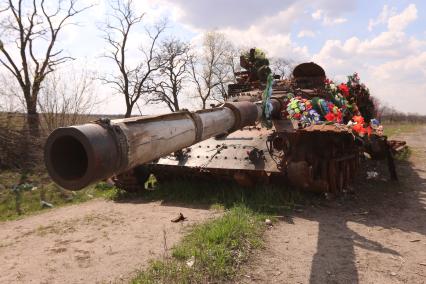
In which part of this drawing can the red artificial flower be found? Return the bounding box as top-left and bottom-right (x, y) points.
(366, 126), (372, 136)
(352, 115), (364, 125)
(325, 112), (335, 121)
(352, 123), (364, 133)
(336, 111), (342, 122)
(338, 83), (350, 97)
(293, 113), (301, 119)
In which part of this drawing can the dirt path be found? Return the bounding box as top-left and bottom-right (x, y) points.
(0, 200), (215, 283)
(239, 126), (426, 284)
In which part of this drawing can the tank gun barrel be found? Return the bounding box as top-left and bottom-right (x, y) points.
(45, 101), (281, 190)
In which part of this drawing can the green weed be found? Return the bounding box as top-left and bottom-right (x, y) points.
(132, 205), (266, 283)
(0, 171), (120, 221)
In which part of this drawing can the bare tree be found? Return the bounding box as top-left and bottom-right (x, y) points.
(0, 0), (92, 137)
(37, 66), (98, 132)
(270, 57), (294, 80)
(100, 0), (166, 117)
(215, 43), (240, 100)
(148, 38), (190, 112)
(189, 31), (234, 109)
(0, 72), (23, 112)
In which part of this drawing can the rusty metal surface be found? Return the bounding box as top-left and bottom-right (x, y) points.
(224, 101), (260, 131)
(293, 62), (326, 78)
(46, 58), (401, 194)
(270, 127), (360, 193)
(292, 62), (326, 89)
(45, 99), (282, 190)
(152, 126), (281, 173)
(142, 123), (361, 194)
(272, 119), (295, 133)
(388, 140), (407, 153)
(301, 124), (350, 133)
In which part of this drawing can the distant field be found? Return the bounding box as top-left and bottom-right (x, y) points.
(0, 112), (123, 133)
(382, 122), (420, 137)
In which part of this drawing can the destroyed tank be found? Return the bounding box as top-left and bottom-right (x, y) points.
(44, 50), (404, 194)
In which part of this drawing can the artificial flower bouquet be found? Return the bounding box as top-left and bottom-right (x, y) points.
(285, 73), (382, 137)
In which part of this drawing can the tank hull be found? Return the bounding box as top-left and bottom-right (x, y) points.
(114, 126), (283, 190)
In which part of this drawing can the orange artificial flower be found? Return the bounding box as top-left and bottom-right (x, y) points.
(352, 115), (364, 125)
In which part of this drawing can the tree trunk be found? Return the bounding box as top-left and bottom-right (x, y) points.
(23, 98), (41, 169)
(26, 99), (40, 137)
(124, 107), (132, 118)
(173, 92), (179, 112)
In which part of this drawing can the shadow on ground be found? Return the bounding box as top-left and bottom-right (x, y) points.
(113, 153), (426, 283)
(305, 157), (426, 283)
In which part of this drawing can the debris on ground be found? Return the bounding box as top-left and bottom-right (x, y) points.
(105, 178), (115, 187)
(366, 171), (379, 180)
(186, 256), (195, 268)
(171, 213), (187, 223)
(353, 211), (369, 215)
(265, 219), (273, 227)
(40, 200), (54, 208)
(388, 140), (408, 154)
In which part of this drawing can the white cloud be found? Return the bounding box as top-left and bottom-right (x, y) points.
(387, 3), (417, 32)
(76, 2), (426, 114)
(370, 52), (426, 82)
(311, 9), (347, 26)
(178, 1), (311, 61)
(159, 0), (298, 30)
(4, 0), (424, 115)
(220, 27), (309, 60)
(368, 52), (426, 113)
(368, 5), (396, 31)
(312, 9), (323, 20)
(312, 4), (426, 113)
(324, 17), (347, 26)
(297, 30), (316, 38)
(153, 0), (352, 63)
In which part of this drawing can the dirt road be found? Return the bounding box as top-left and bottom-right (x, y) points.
(1, 126), (425, 284)
(0, 200), (215, 283)
(240, 126), (426, 284)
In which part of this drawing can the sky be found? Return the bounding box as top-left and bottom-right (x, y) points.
(2, 0), (426, 115)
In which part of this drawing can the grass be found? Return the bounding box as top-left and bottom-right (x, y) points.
(394, 146), (412, 161)
(383, 122), (419, 138)
(112, 180), (306, 283)
(132, 205), (267, 284)
(0, 170), (119, 222)
(0, 170), (299, 282)
(382, 122), (423, 161)
(115, 179), (305, 214)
